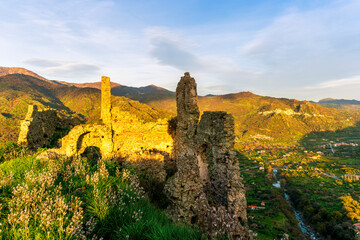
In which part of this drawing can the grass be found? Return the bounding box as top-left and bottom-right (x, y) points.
(0, 143), (205, 240)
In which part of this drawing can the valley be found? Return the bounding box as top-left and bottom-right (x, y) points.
(239, 124), (360, 239)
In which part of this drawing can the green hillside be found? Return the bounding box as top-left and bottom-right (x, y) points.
(145, 92), (360, 149)
(0, 74), (72, 143)
(0, 73), (173, 144)
(54, 86), (173, 123)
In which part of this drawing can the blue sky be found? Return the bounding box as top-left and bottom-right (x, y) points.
(1, 0), (360, 101)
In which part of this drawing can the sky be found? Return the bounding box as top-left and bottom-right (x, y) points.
(1, 0), (360, 101)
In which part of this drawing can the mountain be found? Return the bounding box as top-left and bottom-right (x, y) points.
(53, 80), (176, 103)
(144, 92), (360, 149)
(2, 67), (360, 151)
(317, 98), (360, 111)
(319, 98), (360, 105)
(52, 80), (122, 89)
(0, 73), (173, 144)
(0, 67), (48, 81)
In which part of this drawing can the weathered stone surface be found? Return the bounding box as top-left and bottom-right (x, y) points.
(101, 76), (112, 125)
(165, 73), (249, 238)
(18, 105), (80, 149)
(173, 72), (199, 158)
(34, 76), (172, 163)
(60, 124), (114, 159)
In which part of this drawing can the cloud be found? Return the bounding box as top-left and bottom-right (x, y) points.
(146, 28), (260, 95)
(306, 76), (360, 89)
(43, 62), (101, 79)
(23, 58), (61, 68)
(239, 0), (360, 87)
(150, 37), (203, 71)
(2, 0), (360, 100)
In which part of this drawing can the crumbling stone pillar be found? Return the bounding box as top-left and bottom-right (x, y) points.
(165, 72), (203, 223)
(101, 76), (112, 126)
(173, 72), (199, 157)
(165, 73), (249, 239)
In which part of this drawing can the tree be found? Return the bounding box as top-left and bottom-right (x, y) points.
(340, 194), (360, 221)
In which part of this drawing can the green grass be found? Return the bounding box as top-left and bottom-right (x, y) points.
(0, 147), (205, 240)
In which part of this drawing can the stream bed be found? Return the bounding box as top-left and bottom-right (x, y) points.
(272, 169), (319, 240)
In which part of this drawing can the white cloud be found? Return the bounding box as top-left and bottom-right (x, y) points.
(2, 0), (360, 100)
(239, 0), (360, 87)
(306, 76), (360, 89)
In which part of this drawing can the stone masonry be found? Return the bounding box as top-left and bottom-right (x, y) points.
(101, 76), (112, 126)
(34, 76), (172, 161)
(18, 105), (80, 149)
(165, 73), (249, 239)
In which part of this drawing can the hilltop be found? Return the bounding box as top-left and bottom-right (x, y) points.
(0, 66), (48, 81)
(58, 80), (176, 103)
(317, 98), (360, 111)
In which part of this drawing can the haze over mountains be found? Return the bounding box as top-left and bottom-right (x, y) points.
(1, 66), (360, 149)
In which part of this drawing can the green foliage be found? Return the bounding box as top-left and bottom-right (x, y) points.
(0, 152), (205, 240)
(0, 142), (28, 163)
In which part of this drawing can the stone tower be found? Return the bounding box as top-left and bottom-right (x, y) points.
(101, 76), (112, 125)
(173, 72), (200, 157)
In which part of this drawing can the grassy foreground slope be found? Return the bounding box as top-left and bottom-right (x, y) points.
(0, 146), (204, 240)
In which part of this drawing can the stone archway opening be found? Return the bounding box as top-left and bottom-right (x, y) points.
(81, 146), (102, 166)
(81, 146), (102, 160)
(76, 131), (103, 157)
(77, 132), (91, 153)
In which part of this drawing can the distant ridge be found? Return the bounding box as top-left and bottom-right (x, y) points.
(52, 80), (122, 89)
(317, 98), (360, 111)
(0, 66), (48, 81)
(319, 98), (360, 105)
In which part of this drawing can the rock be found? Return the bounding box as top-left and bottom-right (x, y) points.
(165, 73), (249, 238)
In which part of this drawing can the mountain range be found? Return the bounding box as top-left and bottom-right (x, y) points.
(1, 66), (360, 149)
(0, 67), (172, 144)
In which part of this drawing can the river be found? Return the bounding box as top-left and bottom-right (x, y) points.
(272, 168), (320, 240)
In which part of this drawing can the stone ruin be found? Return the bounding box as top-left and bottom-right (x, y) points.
(165, 72), (249, 238)
(19, 76), (172, 183)
(18, 73), (249, 238)
(18, 105), (81, 149)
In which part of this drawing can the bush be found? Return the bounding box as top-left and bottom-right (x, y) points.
(0, 142), (27, 163)
(0, 153), (206, 240)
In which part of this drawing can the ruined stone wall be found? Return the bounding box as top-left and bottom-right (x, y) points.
(111, 108), (172, 157)
(196, 111), (247, 225)
(18, 105), (80, 149)
(165, 73), (249, 239)
(59, 124), (113, 158)
(37, 75), (172, 160)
